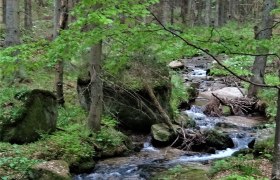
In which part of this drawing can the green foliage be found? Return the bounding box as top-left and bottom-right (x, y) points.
(57, 105), (87, 127)
(170, 72), (188, 115)
(45, 124), (94, 165)
(211, 55), (253, 76)
(221, 174), (269, 180)
(257, 74), (280, 117)
(210, 155), (261, 177)
(0, 87), (29, 124)
(95, 127), (125, 148)
(101, 115), (119, 128)
(0, 156), (41, 175)
(254, 136), (274, 159)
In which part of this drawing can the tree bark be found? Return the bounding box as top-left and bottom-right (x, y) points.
(248, 0), (276, 97)
(272, 63), (280, 179)
(5, 0), (20, 46)
(187, 0), (195, 27)
(24, 0), (32, 31)
(144, 83), (174, 131)
(181, 0), (188, 24)
(159, 0), (169, 25)
(205, 0), (211, 26)
(0, 0), (4, 28)
(170, 0), (175, 25)
(87, 41), (103, 132)
(215, 0), (226, 26)
(53, 0), (69, 106)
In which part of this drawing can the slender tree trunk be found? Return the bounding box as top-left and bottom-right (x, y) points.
(88, 41), (103, 132)
(248, 0), (276, 97)
(205, 0), (211, 26)
(24, 0), (32, 31)
(187, 0), (195, 27)
(37, 0), (46, 7)
(170, 0), (175, 25)
(54, 0), (68, 106)
(196, 0), (204, 25)
(5, 0), (20, 46)
(181, 0), (188, 24)
(0, 0), (4, 29)
(144, 83), (174, 131)
(159, 0), (169, 25)
(272, 65), (280, 179)
(215, 0), (226, 26)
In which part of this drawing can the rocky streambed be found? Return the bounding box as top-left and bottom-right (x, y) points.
(74, 56), (268, 180)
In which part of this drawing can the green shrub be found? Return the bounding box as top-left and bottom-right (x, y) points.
(254, 136), (274, 160)
(221, 174), (269, 180)
(170, 72), (188, 115)
(210, 155), (260, 177)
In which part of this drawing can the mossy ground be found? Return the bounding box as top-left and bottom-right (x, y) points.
(152, 165), (209, 180)
(0, 69), (129, 179)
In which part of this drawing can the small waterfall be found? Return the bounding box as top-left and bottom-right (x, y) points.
(141, 136), (159, 152)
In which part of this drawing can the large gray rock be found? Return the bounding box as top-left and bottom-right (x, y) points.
(29, 160), (71, 180)
(0, 89), (57, 144)
(200, 87), (245, 100)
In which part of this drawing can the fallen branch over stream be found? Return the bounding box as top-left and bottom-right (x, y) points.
(204, 93), (266, 116)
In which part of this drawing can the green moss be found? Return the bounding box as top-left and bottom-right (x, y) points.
(152, 165), (209, 180)
(254, 136), (274, 159)
(0, 87), (29, 124)
(209, 155), (261, 178)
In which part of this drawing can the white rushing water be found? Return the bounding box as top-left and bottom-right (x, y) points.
(141, 136), (159, 152)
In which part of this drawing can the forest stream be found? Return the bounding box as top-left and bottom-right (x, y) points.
(74, 56), (266, 180)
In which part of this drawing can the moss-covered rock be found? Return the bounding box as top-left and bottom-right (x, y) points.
(222, 105), (231, 116)
(187, 129), (234, 153)
(174, 114), (196, 128)
(0, 89), (57, 144)
(77, 61), (173, 132)
(29, 160), (71, 180)
(204, 130), (234, 150)
(151, 123), (179, 146)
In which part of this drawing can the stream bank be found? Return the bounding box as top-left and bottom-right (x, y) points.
(74, 55), (269, 180)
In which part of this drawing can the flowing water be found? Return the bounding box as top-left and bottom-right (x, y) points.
(74, 67), (259, 180)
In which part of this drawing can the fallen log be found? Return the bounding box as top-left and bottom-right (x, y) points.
(203, 93), (266, 116)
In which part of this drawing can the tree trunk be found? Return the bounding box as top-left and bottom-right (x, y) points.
(0, 0), (4, 28)
(272, 63), (280, 179)
(159, 0), (169, 25)
(181, 0), (188, 24)
(248, 0), (276, 97)
(37, 0), (46, 7)
(24, 0), (32, 31)
(205, 0), (211, 26)
(5, 0), (20, 46)
(144, 83), (174, 131)
(53, 0), (69, 106)
(196, 0), (204, 25)
(215, 0), (226, 26)
(170, 0), (175, 25)
(187, 0), (195, 27)
(87, 41), (103, 132)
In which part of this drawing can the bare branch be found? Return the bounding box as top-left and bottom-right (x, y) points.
(150, 12), (280, 90)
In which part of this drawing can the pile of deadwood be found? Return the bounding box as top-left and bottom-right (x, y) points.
(203, 93), (266, 117)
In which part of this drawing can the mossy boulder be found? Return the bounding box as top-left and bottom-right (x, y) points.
(174, 114), (196, 128)
(77, 61), (173, 132)
(151, 123), (179, 146)
(204, 130), (234, 150)
(0, 89), (57, 144)
(221, 105), (231, 116)
(29, 160), (71, 180)
(187, 129), (234, 153)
